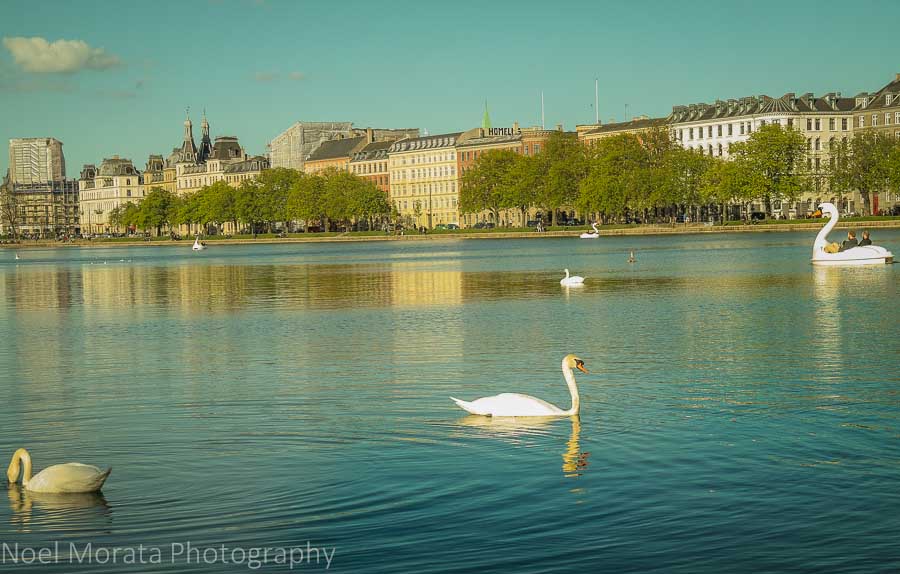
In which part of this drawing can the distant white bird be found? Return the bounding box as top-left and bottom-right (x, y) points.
(560, 269), (584, 286)
(7, 448), (111, 494)
(628, 250), (636, 263)
(14, 253), (20, 260)
(451, 354), (589, 417)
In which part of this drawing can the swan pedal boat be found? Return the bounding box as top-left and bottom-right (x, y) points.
(580, 222), (600, 239)
(192, 238), (206, 251)
(812, 203), (893, 266)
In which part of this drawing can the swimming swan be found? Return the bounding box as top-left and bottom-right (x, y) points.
(7, 449), (111, 494)
(560, 269), (585, 286)
(450, 354), (588, 417)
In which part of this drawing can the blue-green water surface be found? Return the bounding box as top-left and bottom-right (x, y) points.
(1, 231), (898, 573)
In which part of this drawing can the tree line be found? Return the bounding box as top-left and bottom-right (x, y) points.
(108, 167), (392, 235)
(460, 127), (900, 224)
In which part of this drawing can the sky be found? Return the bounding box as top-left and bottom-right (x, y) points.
(1, 0), (899, 177)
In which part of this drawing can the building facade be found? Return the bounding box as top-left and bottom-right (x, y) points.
(142, 154), (176, 195)
(78, 157), (143, 233)
(578, 116), (668, 145)
(303, 136), (368, 174)
(852, 74), (900, 138)
(350, 140), (393, 193)
(1, 172), (79, 238)
(8, 137), (66, 185)
(268, 122), (418, 172)
(388, 128), (481, 229)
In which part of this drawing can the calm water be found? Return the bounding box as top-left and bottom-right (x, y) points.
(1, 231), (898, 573)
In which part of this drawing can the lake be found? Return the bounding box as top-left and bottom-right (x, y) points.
(1, 230), (898, 573)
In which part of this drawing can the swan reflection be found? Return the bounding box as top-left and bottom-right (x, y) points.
(7, 484), (111, 532)
(455, 415), (588, 478)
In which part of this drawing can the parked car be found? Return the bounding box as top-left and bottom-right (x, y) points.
(473, 222), (495, 229)
(446, 223), (459, 230)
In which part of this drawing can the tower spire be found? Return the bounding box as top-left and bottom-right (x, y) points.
(482, 100), (492, 130)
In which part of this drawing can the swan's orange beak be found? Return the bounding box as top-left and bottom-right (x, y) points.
(576, 361), (589, 374)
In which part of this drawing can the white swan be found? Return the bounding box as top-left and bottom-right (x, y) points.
(628, 250), (636, 263)
(812, 203), (893, 266)
(14, 253), (20, 260)
(192, 237), (206, 251)
(450, 354), (588, 417)
(560, 269), (584, 286)
(7, 448), (111, 494)
(580, 222), (600, 239)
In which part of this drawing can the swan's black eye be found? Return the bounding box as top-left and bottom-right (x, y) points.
(576, 360), (583, 367)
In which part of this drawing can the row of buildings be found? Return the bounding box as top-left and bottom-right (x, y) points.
(4, 73), (900, 236)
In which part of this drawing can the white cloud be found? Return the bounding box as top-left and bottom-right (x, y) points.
(254, 71), (279, 82)
(2, 36), (121, 74)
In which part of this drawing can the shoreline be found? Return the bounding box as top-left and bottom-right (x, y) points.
(4, 219), (900, 249)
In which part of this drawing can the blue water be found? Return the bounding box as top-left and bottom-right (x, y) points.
(1, 231), (898, 573)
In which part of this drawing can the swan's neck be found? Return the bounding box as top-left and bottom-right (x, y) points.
(564, 269), (570, 279)
(7, 449), (32, 485)
(814, 210), (838, 251)
(561, 363), (580, 416)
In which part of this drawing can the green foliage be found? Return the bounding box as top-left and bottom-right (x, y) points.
(727, 124), (808, 212)
(459, 149), (520, 221)
(830, 131), (897, 214)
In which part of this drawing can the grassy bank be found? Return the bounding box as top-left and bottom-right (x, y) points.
(4, 217), (900, 249)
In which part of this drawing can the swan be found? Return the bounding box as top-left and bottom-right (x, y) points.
(7, 448), (111, 494)
(580, 222), (600, 239)
(560, 269), (584, 286)
(628, 250), (636, 263)
(14, 253), (20, 260)
(192, 237), (206, 251)
(450, 354), (588, 417)
(812, 203), (893, 266)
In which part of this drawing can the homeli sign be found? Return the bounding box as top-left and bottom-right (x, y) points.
(487, 127), (521, 136)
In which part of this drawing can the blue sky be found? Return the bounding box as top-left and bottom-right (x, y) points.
(1, 0), (898, 176)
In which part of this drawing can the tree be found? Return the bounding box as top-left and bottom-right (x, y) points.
(536, 131), (586, 225)
(505, 154), (541, 225)
(137, 187), (175, 235)
(729, 124), (808, 215)
(459, 149), (519, 225)
(700, 157), (756, 221)
(0, 178), (19, 240)
(830, 131), (896, 215)
(235, 180), (267, 236)
(577, 134), (646, 219)
(255, 167), (300, 229)
(287, 173), (325, 231)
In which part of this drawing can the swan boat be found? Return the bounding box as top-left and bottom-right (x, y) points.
(192, 237), (206, 251)
(812, 203), (893, 266)
(580, 222), (600, 239)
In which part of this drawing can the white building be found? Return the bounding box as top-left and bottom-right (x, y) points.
(8, 137), (66, 185)
(670, 92), (858, 216)
(78, 157), (144, 233)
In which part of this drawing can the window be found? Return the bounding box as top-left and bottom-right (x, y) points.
(815, 138), (820, 151)
(886, 94), (893, 106)
(815, 158), (820, 171)
(886, 113), (892, 125)
(896, 112), (900, 124)
(708, 144), (713, 155)
(787, 118), (794, 128)
(814, 118), (821, 131)
(739, 123), (745, 135)
(689, 128), (694, 140)
(717, 125), (722, 137)
(872, 114), (878, 127)
(727, 123), (733, 136)
(842, 118), (848, 131)
(717, 144), (723, 156)
(707, 126), (712, 137)
(807, 118), (813, 130)
(829, 118), (835, 131)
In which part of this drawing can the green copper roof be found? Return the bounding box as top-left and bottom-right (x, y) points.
(482, 100), (492, 130)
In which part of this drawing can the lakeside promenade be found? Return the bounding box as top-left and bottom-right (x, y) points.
(3, 219), (900, 249)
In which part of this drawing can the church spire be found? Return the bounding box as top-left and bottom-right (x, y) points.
(179, 107), (198, 163)
(482, 100), (492, 130)
(198, 107), (212, 162)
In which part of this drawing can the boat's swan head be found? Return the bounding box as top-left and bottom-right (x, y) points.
(564, 354), (589, 374)
(818, 202), (838, 219)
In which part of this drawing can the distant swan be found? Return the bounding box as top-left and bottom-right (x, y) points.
(560, 269), (584, 286)
(14, 253), (20, 260)
(628, 250), (636, 263)
(7, 448), (111, 494)
(450, 354), (588, 417)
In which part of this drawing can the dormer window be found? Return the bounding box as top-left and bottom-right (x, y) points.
(885, 94), (892, 106)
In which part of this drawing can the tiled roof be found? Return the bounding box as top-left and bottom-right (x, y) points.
(306, 136), (367, 162)
(854, 75), (900, 111)
(670, 92), (855, 124)
(388, 132), (463, 153)
(350, 140), (393, 162)
(456, 133), (522, 148)
(224, 156), (269, 174)
(583, 117), (667, 136)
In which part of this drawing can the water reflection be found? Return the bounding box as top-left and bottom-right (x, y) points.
(454, 415), (588, 478)
(7, 485), (111, 532)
